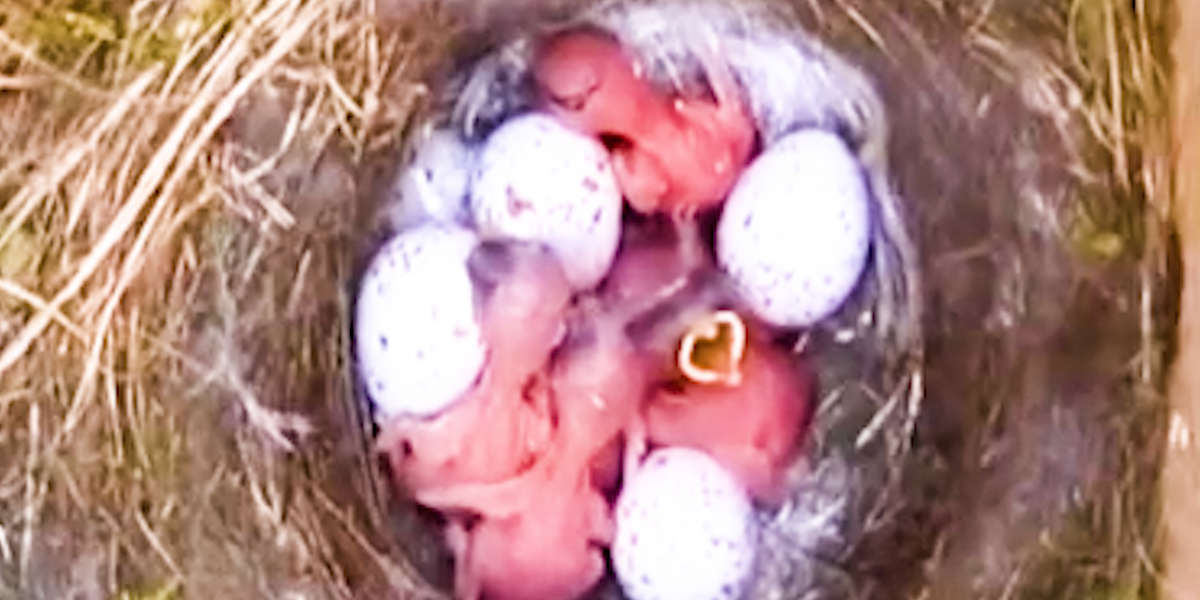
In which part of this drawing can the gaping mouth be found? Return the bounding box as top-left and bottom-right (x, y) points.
(677, 309), (746, 386)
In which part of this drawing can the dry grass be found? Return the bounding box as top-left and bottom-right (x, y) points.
(0, 0), (456, 596)
(0, 0), (1175, 598)
(787, 0), (1172, 597)
(1013, 0), (1172, 596)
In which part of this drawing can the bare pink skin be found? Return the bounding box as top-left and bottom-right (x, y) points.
(378, 369), (554, 505)
(447, 450), (613, 600)
(376, 235), (811, 597)
(416, 301), (649, 600)
(553, 305), (649, 451)
(602, 226), (701, 308)
(644, 333), (815, 504)
(533, 29), (756, 218)
(415, 306), (650, 514)
(588, 434), (624, 493)
(377, 243), (570, 502)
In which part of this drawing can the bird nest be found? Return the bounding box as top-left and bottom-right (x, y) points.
(0, 0), (1172, 598)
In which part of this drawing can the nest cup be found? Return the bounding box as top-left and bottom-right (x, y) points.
(365, 0), (1171, 597)
(0, 0), (1171, 598)
(370, 1), (924, 596)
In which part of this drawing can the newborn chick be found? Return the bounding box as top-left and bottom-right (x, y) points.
(645, 319), (815, 504)
(446, 445), (614, 600)
(554, 299), (650, 454)
(414, 294), (650, 517)
(533, 28), (756, 219)
(376, 240), (570, 502)
(417, 294), (652, 600)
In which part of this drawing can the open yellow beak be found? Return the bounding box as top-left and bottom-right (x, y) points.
(677, 309), (746, 387)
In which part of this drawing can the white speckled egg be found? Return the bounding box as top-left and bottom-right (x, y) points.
(470, 112), (622, 290)
(614, 447), (758, 600)
(388, 127), (475, 229)
(355, 223), (485, 420)
(716, 128), (871, 328)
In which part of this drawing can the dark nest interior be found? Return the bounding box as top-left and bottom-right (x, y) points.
(0, 0), (1173, 599)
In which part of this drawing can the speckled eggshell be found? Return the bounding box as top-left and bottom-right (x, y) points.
(614, 447), (758, 600)
(470, 112), (622, 290)
(388, 128), (475, 229)
(354, 223), (486, 421)
(716, 128), (871, 328)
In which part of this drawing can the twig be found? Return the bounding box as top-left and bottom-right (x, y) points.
(0, 280), (89, 342)
(134, 510), (184, 582)
(855, 376), (905, 451)
(0, 65), (161, 255)
(0, 523), (11, 563)
(18, 402), (38, 588)
(310, 485), (447, 600)
(833, 0), (888, 55)
(57, 0), (324, 442)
